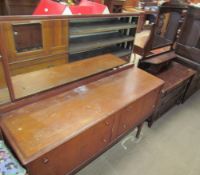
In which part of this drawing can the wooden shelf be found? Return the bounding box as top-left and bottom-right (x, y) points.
(11, 54), (126, 99)
(69, 46), (132, 62)
(157, 62), (196, 93)
(70, 21), (136, 37)
(69, 32), (134, 54)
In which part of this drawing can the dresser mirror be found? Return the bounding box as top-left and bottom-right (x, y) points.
(0, 14), (138, 102)
(0, 60), (11, 105)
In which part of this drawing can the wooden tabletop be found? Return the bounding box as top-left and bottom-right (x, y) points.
(11, 54), (126, 99)
(157, 62), (196, 93)
(1, 67), (164, 165)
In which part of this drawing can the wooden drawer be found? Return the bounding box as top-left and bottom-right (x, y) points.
(116, 89), (159, 137)
(79, 115), (115, 163)
(26, 115), (115, 175)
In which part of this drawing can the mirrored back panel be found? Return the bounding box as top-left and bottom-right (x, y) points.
(0, 14), (139, 105)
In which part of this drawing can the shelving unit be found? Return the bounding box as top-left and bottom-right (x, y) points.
(69, 32), (134, 54)
(69, 15), (138, 62)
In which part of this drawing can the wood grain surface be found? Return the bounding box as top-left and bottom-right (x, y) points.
(1, 67), (164, 165)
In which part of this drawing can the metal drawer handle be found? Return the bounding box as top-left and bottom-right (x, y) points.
(43, 158), (49, 164)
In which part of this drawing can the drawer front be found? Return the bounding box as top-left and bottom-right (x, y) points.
(79, 114), (115, 163)
(161, 83), (187, 105)
(117, 88), (159, 137)
(27, 115), (115, 175)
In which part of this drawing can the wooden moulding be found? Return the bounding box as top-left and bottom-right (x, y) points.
(0, 13), (141, 22)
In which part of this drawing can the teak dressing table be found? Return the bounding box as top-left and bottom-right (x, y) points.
(0, 63), (164, 175)
(0, 13), (164, 175)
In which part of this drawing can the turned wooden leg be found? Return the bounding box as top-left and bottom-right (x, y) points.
(136, 123), (144, 139)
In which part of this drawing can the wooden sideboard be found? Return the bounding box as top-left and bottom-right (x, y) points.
(0, 66), (164, 175)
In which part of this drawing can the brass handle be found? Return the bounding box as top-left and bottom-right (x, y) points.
(43, 158), (49, 164)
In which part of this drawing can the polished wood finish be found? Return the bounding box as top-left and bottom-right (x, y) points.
(11, 54), (125, 99)
(145, 60), (196, 126)
(134, 2), (188, 59)
(0, 0), (39, 15)
(1, 19), (69, 76)
(1, 67), (164, 175)
(0, 13), (139, 107)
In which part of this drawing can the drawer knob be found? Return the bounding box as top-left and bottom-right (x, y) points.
(103, 139), (107, 143)
(105, 121), (110, 126)
(43, 158), (49, 164)
(123, 124), (127, 129)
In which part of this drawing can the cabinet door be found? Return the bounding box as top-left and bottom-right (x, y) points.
(117, 99), (143, 137)
(27, 135), (82, 175)
(27, 114), (115, 175)
(116, 89), (159, 137)
(79, 115), (115, 163)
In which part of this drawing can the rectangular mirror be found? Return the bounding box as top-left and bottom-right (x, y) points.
(0, 15), (138, 100)
(0, 59), (11, 105)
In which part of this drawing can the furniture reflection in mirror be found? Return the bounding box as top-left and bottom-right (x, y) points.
(134, 1), (188, 59)
(2, 19), (69, 76)
(0, 14), (139, 105)
(0, 60), (10, 105)
(11, 54), (126, 99)
(0, 0), (40, 15)
(13, 23), (43, 53)
(69, 15), (138, 62)
(104, 0), (126, 13)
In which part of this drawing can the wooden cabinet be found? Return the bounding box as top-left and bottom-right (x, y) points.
(0, 67), (164, 175)
(1, 19), (69, 76)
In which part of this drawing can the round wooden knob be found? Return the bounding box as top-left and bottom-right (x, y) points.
(43, 158), (49, 164)
(105, 121), (110, 126)
(103, 139), (107, 143)
(123, 124), (127, 129)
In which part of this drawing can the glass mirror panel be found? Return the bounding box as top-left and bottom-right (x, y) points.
(3, 16), (136, 99)
(0, 60), (11, 105)
(13, 23), (43, 52)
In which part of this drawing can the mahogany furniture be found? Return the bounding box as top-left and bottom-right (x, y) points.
(175, 5), (200, 98)
(140, 51), (196, 126)
(134, 1), (188, 59)
(0, 66), (164, 175)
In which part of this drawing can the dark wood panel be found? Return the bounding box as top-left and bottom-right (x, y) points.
(70, 20), (137, 36)
(70, 33), (134, 54)
(0, 0), (39, 15)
